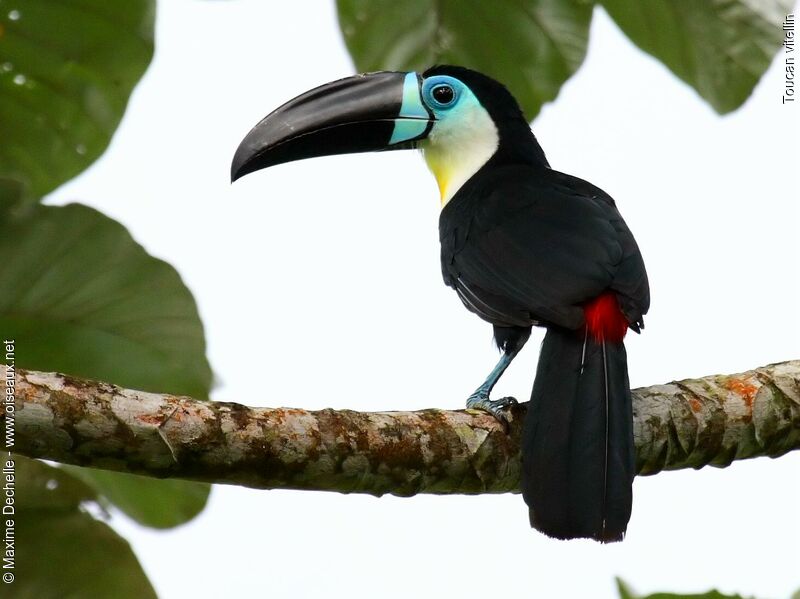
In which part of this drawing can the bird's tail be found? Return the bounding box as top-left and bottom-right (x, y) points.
(521, 326), (635, 542)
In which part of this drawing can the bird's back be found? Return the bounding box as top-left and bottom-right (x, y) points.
(439, 163), (649, 331)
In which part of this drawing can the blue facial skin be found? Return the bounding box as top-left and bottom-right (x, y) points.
(421, 75), (464, 111)
(388, 72), (431, 145)
(389, 73), (481, 146)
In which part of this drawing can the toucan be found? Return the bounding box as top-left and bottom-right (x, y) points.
(231, 66), (650, 542)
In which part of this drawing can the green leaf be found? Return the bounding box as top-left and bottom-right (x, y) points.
(615, 577), (751, 599)
(336, 0), (592, 120)
(600, 0), (790, 114)
(0, 0), (155, 200)
(0, 202), (212, 398)
(0, 176), (32, 211)
(15, 457), (157, 599)
(64, 466), (210, 529)
(617, 578), (637, 599)
(0, 201), (212, 528)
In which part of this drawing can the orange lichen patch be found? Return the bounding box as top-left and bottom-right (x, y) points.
(688, 398), (702, 413)
(268, 407), (308, 426)
(136, 413), (166, 426)
(724, 377), (758, 408)
(170, 406), (188, 422)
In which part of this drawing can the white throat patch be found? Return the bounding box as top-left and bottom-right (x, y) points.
(421, 102), (499, 207)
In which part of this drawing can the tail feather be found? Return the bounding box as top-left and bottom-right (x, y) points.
(522, 326), (634, 542)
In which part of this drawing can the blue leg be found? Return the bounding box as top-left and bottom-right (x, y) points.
(466, 349), (520, 427)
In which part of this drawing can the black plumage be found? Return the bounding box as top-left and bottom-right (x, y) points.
(434, 67), (649, 541)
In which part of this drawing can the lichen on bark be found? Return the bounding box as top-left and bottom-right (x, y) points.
(5, 361), (799, 496)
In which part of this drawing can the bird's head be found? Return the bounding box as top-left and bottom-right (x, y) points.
(231, 66), (547, 205)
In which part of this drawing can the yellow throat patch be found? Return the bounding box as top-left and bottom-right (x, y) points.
(423, 147), (457, 205)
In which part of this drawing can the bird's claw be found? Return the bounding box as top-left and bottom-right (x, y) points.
(466, 393), (518, 431)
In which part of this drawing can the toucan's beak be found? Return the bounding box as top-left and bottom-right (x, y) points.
(231, 71), (434, 182)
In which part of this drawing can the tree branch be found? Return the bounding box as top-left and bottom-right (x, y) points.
(5, 361), (799, 496)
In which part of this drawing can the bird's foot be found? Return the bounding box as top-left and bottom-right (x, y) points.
(465, 393), (518, 432)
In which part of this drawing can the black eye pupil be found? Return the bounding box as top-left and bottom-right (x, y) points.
(432, 85), (454, 104)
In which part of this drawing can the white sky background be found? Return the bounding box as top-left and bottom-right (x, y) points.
(48, 1), (799, 598)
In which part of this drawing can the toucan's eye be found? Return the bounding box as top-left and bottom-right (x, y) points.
(431, 84), (456, 106)
(422, 76), (462, 109)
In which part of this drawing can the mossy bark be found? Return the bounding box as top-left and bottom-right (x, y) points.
(5, 361), (799, 496)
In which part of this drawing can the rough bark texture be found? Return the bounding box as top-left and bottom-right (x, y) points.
(5, 361), (799, 497)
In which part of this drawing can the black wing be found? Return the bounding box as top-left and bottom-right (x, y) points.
(439, 165), (649, 330)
